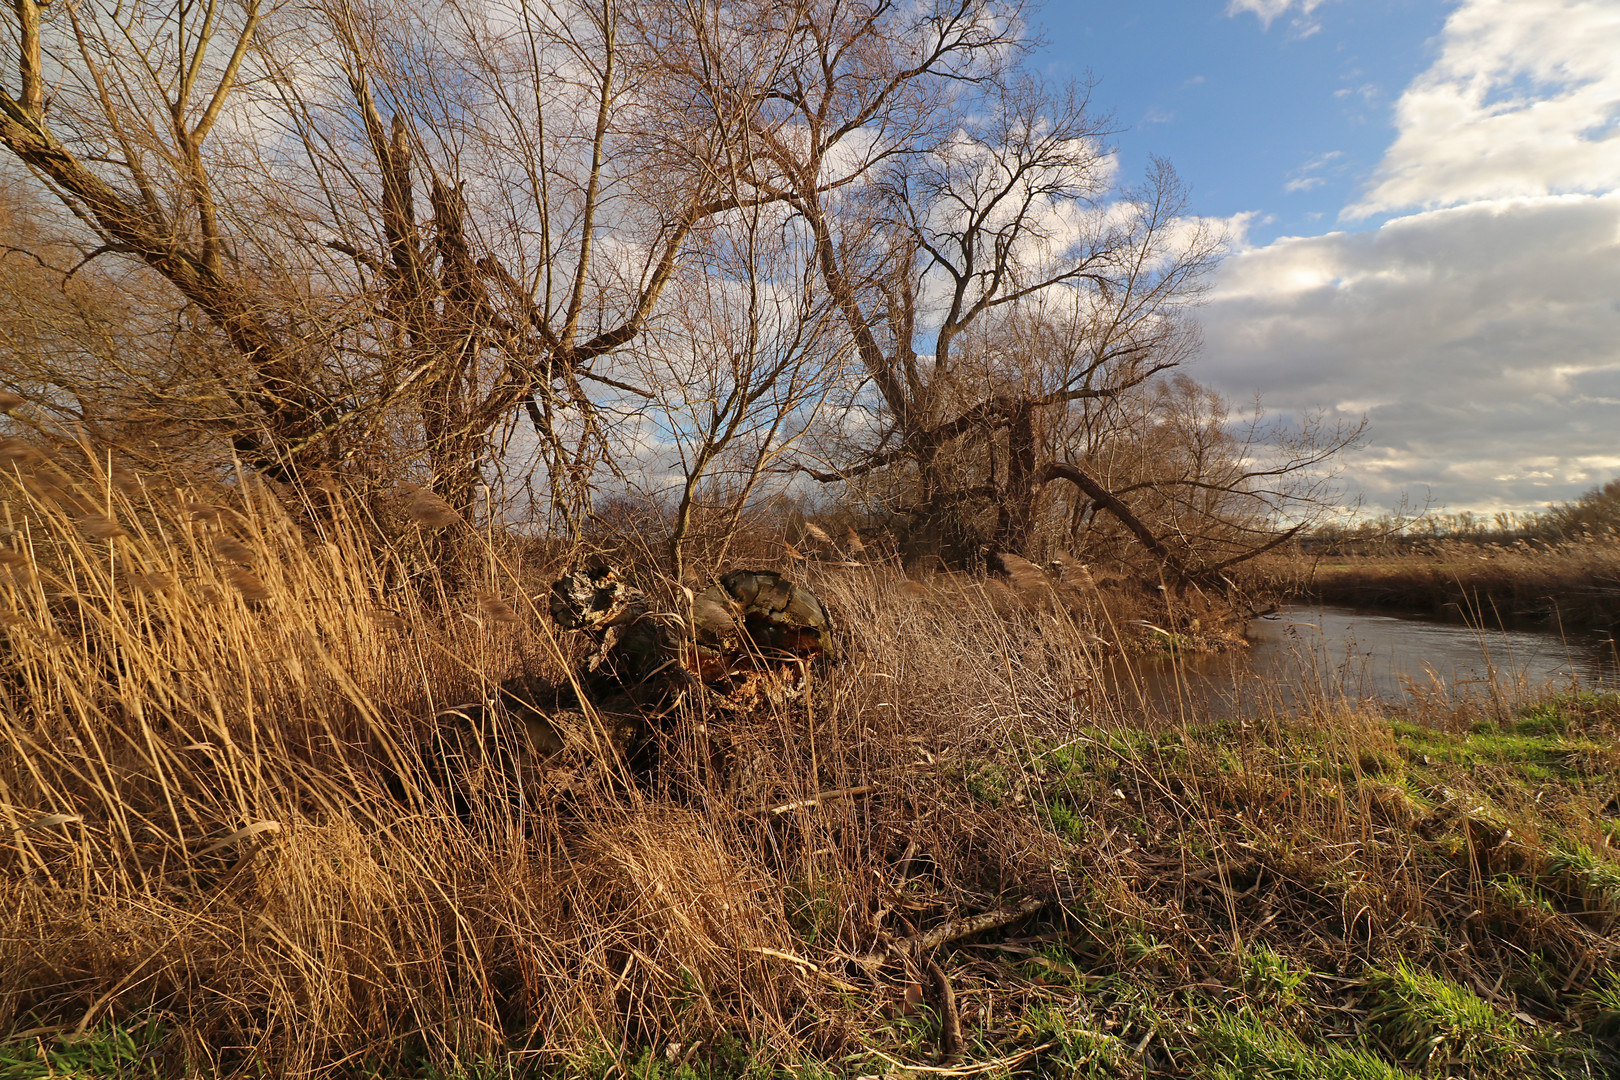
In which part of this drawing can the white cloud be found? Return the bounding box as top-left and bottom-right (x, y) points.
(1195, 0), (1620, 514)
(1227, 0), (1332, 31)
(1284, 151), (1343, 194)
(1199, 193), (1620, 513)
(1348, 0), (1620, 217)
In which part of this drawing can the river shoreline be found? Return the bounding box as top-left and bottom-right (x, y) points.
(1109, 602), (1617, 721)
(1295, 542), (1620, 633)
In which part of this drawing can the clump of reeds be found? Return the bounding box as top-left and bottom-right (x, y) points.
(0, 438), (1104, 1074)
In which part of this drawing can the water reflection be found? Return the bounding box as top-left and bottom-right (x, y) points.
(1104, 605), (1619, 718)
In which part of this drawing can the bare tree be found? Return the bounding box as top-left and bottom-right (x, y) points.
(0, 0), (768, 528)
(624, 207), (842, 582)
(1035, 375), (1363, 585)
(648, 0), (1225, 564)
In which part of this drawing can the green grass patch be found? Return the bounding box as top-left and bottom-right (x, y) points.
(1012, 1003), (1121, 1076)
(1389, 718), (1607, 783)
(1544, 844), (1620, 925)
(562, 1040), (834, 1080)
(1363, 960), (1536, 1074)
(784, 880), (838, 946)
(1236, 942), (1313, 1009)
(1580, 970), (1620, 1038)
(1196, 1010), (1412, 1080)
(1485, 874), (1556, 918)
(0, 1017), (168, 1079)
(1039, 796), (1089, 842)
(963, 760), (1013, 806)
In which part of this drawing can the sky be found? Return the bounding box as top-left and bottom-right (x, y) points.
(1033, 0), (1620, 517)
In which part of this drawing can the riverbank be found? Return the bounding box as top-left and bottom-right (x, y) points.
(4, 488), (1619, 1078)
(7, 686), (1618, 1079)
(1294, 538), (1620, 632)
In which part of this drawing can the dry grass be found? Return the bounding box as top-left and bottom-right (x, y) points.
(1, 441), (1618, 1078)
(1273, 536), (1620, 631)
(0, 441), (1102, 1074)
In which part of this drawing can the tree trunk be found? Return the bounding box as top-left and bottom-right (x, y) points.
(993, 404), (1039, 555)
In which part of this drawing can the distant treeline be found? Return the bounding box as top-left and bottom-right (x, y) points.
(1307, 477), (1620, 552)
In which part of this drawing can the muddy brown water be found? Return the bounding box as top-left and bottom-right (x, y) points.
(1105, 605), (1620, 718)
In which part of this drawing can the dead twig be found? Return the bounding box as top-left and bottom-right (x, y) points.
(924, 954), (962, 1062)
(857, 897), (1048, 969)
(744, 947), (861, 992)
(749, 784), (878, 816)
(864, 1039), (1059, 1076)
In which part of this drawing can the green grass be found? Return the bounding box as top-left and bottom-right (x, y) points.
(561, 1042), (835, 1080)
(1013, 1003), (1120, 1077)
(1196, 1011), (1413, 1080)
(1580, 971), (1620, 1038)
(1388, 721), (1606, 784)
(1543, 845), (1620, 930)
(1362, 960), (1535, 1074)
(784, 880), (839, 946)
(1039, 796), (1089, 842)
(962, 759), (1014, 806)
(1236, 943), (1313, 1009)
(1485, 874), (1556, 918)
(0, 1017), (167, 1079)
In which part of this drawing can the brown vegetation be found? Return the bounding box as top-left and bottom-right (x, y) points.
(2, 445), (1618, 1077)
(1270, 536), (1620, 632)
(0, 2), (1610, 1072)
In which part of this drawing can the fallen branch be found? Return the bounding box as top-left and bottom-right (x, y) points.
(856, 897), (1048, 969)
(924, 955), (962, 1062)
(749, 784), (878, 817)
(864, 1039), (1059, 1076)
(745, 947), (860, 992)
(913, 897), (1049, 952)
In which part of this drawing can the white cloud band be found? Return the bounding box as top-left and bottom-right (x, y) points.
(1350, 0), (1620, 217)
(1201, 193), (1620, 512)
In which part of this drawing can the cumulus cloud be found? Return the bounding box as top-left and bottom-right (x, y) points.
(1348, 0), (1620, 217)
(1200, 194), (1620, 512)
(1224, 0), (1328, 34)
(1193, 0), (1620, 513)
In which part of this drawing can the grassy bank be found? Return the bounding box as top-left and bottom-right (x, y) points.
(2, 452), (1619, 1078)
(1291, 538), (1620, 632)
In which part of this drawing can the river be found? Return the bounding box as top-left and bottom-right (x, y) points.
(1105, 604), (1620, 718)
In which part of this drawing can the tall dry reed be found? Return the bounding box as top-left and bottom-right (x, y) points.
(1280, 536), (1620, 630)
(0, 441), (1112, 1074)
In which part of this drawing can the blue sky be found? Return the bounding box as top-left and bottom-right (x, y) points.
(1028, 0), (1620, 516)
(1034, 0), (1450, 243)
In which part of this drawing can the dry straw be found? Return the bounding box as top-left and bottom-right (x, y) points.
(0, 441), (1109, 1073)
(212, 535), (256, 564)
(476, 589), (521, 625)
(79, 513), (128, 540)
(1, 439), (1613, 1077)
(226, 567), (271, 601)
(405, 485), (459, 528)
